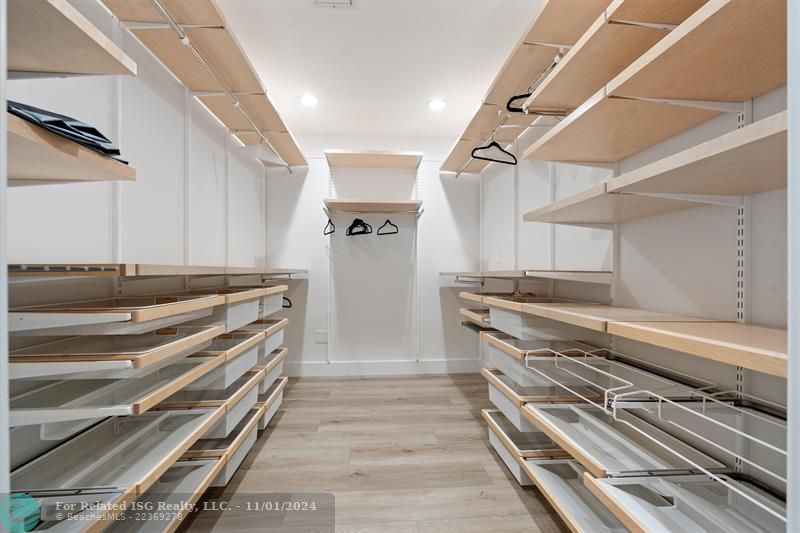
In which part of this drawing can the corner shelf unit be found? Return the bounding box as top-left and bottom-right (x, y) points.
(523, 112), (788, 225)
(524, 0), (786, 163)
(8, 0), (137, 78)
(101, 0), (306, 168)
(8, 113), (137, 186)
(324, 198), (422, 214)
(324, 150), (423, 170)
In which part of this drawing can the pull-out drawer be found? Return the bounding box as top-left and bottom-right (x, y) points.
(11, 408), (224, 497)
(459, 308), (491, 327)
(185, 331), (262, 390)
(158, 369), (265, 439)
(238, 318), (288, 365)
(585, 474), (785, 533)
(182, 288), (264, 332)
(10, 295), (225, 336)
(9, 325), (223, 380)
(10, 354), (226, 439)
(183, 406), (265, 487)
(225, 285), (288, 318)
(255, 347), (288, 394)
(522, 404), (727, 478)
(460, 320), (497, 335)
(489, 306), (606, 343)
(482, 409), (565, 486)
(108, 459), (224, 533)
(519, 459), (626, 533)
(459, 291), (536, 306)
(258, 376), (288, 431)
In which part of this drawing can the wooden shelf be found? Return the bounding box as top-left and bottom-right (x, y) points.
(608, 321), (787, 378)
(522, 182), (701, 225)
(526, 0), (705, 112)
(9, 263), (307, 278)
(8, 113), (136, 186)
(525, 270), (613, 285)
(524, 0), (786, 163)
(523, 0), (610, 46)
(441, 270), (527, 279)
(102, 0), (306, 168)
(8, 0), (136, 78)
(324, 150), (423, 170)
(324, 198), (422, 214)
(608, 111), (787, 196)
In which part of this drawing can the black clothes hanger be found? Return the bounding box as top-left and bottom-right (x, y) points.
(324, 219), (335, 235)
(506, 93), (531, 114)
(346, 218), (372, 236)
(282, 296), (292, 309)
(377, 219), (399, 235)
(471, 140), (517, 166)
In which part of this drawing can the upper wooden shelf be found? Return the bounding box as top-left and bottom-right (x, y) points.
(441, 270), (526, 279)
(524, 0), (786, 163)
(522, 0), (610, 46)
(101, 0), (306, 168)
(8, 0), (137, 78)
(442, 270), (612, 285)
(324, 150), (423, 170)
(607, 321), (787, 378)
(7, 113), (136, 186)
(324, 198), (422, 214)
(9, 263), (307, 278)
(525, 0), (705, 112)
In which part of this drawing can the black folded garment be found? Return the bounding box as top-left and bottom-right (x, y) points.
(8, 100), (128, 164)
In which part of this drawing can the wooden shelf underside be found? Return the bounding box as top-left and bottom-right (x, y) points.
(324, 198), (422, 214)
(9, 263), (307, 278)
(324, 150), (423, 170)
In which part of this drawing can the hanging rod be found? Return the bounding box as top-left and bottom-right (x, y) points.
(147, 0), (292, 173)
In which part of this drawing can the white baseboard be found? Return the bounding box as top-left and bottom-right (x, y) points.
(284, 358), (481, 377)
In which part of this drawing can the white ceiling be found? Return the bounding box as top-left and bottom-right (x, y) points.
(219, 0), (544, 142)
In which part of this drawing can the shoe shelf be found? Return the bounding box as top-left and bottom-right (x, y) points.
(253, 347), (288, 394)
(257, 376), (288, 431)
(186, 331), (263, 391)
(459, 308), (491, 328)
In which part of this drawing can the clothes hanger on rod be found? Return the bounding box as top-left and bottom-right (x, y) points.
(346, 218), (372, 236)
(471, 133), (517, 166)
(282, 296), (292, 308)
(324, 219), (335, 235)
(377, 219), (399, 235)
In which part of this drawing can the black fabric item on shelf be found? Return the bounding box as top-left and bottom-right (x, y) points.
(346, 218), (372, 236)
(377, 219), (398, 235)
(8, 100), (128, 164)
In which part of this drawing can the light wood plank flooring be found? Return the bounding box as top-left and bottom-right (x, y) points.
(186, 374), (566, 532)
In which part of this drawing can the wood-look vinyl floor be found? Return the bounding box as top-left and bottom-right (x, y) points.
(184, 374), (567, 533)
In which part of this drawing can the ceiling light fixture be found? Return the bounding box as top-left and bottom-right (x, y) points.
(427, 98), (447, 111)
(300, 93), (319, 107)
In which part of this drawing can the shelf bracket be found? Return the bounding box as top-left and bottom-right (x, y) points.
(608, 19), (677, 31)
(454, 276), (484, 286)
(622, 192), (743, 207)
(121, 22), (222, 30)
(526, 42), (573, 51)
(612, 95), (745, 114)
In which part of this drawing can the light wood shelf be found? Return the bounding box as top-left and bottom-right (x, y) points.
(607, 321), (787, 378)
(101, 0), (306, 168)
(608, 111), (787, 196)
(324, 150), (423, 170)
(522, 182), (700, 225)
(9, 263), (307, 278)
(523, 0), (610, 46)
(524, 0), (786, 163)
(324, 198), (422, 214)
(8, 0), (136, 78)
(526, 0), (705, 112)
(525, 270), (613, 285)
(441, 270), (527, 279)
(8, 113), (136, 186)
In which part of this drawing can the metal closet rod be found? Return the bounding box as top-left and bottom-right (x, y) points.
(148, 0), (292, 173)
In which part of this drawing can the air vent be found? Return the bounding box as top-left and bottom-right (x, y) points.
(314, 0), (353, 7)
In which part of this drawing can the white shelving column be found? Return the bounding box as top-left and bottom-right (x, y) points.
(788, 2), (800, 529)
(0, 0), (8, 494)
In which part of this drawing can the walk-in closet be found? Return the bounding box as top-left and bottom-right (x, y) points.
(0, 0), (796, 531)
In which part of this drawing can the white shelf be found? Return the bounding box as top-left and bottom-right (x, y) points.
(324, 150), (423, 170)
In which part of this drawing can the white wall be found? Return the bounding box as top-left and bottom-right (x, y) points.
(6, 1), (265, 268)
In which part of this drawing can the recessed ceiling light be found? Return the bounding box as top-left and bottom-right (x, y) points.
(427, 98), (447, 111)
(300, 93), (319, 107)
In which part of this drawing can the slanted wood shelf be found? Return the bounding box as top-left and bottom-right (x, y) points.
(8, 113), (136, 186)
(101, 0), (306, 168)
(526, 0), (704, 112)
(524, 0), (786, 163)
(324, 198), (422, 214)
(8, 0), (136, 78)
(324, 150), (423, 170)
(607, 321), (787, 378)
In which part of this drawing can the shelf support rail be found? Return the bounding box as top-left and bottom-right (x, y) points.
(145, 0), (292, 173)
(615, 192), (743, 208)
(612, 389), (787, 523)
(611, 95), (746, 114)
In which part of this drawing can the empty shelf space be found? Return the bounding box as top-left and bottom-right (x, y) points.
(608, 111), (788, 197)
(8, 113), (136, 186)
(482, 368), (591, 406)
(459, 308), (490, 326)
(157, 368), (264, 411)
(258, 376), (289, 409)
(461, 321), (498, 335)
(522, 182), (701, 225)
(183, 406), (263, 460)
(324, 198), (422, 214)
(526, 0), (705, 112)
(522, 404), (726, 478)
(520, 302), (717, 332)
(586, 474), (786, 532)
(519, 459), (626, 533)
(11, 409), (223, 496)
(482, 409), (566, 459)
(8, 0), (136, 77)
(324, 150), (423, 169)
(484, 332), (606, 362)
(607, 321), (788, 378)
(485, 296), (575, 314)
